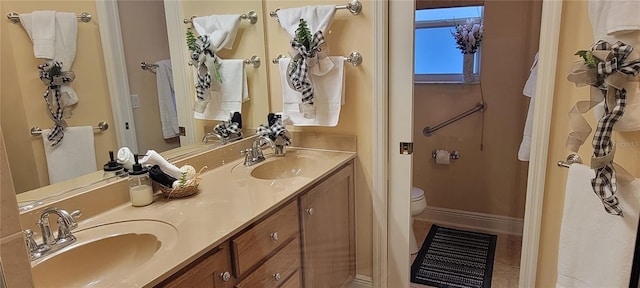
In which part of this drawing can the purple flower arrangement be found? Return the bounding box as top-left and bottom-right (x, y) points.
(452, 19), (484, 54)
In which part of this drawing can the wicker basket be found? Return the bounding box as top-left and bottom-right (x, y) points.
(156, 166), (207, 199)
(158, 182), (199, 198)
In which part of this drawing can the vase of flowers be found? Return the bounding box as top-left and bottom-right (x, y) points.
(452, 19), (484, 83)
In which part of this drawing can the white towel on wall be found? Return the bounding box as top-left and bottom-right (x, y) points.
(194, 59), (248, 121)
(518, 52), (539, 161)
(279, 57), (345, 126)
(42, 126), (97, 184)
(276, 5), (337, 37)
(19, 11), (79, 112)
(556, 164), (640, 288)
(155, 59), (179, 139)
(192, 14), (242, 51)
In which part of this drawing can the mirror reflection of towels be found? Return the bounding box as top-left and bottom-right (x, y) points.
(42, 126), (97, 184)
(194, 59), (248, 121)
(155, 59), (179, 139)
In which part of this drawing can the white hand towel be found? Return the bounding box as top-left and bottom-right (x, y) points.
(54, 12), (79, 113)
(18, 11), (56, 59)
(279, 57), (345, 126)
(556, 164), (640, 288)
(194, 59), (248, 121)
(518, 52), (538, 161)
(155, 59), (179, 139)
(192, 14), (242, 51)
(276, 5), (337, 37)
(42, 126), (97, 184)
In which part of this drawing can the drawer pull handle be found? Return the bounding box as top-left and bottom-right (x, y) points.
(306, 208), (314, 215)
(270, 232), (279, 241)
(273, 273), (282, 281)
(220, 271), (231, 282)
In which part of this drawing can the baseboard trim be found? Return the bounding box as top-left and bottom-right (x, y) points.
(352, 274), (373, 287)
(415, 206), (524, 236)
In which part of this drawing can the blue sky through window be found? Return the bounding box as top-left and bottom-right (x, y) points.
(415, 6), (483, 75)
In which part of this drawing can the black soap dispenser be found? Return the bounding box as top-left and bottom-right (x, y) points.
(128, 154), (153, 207)
(103, 151), (126, 179)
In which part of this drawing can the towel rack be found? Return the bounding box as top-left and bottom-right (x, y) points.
(423, 101), (486, 137)
(140, 62), (158, 73)
(183, 11), (258, 25)
(244, 56), (261, 68)
(557, 154), (583, 168)
(30, 121), (108, 136)
(272, 51), (363, 67)
(7, 12), (92, 24)
(269, 0), (362, 20)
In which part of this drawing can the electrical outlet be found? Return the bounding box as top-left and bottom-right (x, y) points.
(131, 94), (140, 108)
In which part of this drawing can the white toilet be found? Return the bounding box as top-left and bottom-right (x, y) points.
(410, 187), (427, 255)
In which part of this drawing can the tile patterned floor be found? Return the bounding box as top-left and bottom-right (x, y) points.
(410, 220), (522, 288)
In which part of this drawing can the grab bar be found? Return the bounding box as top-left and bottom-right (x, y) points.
(423, 102), (486, 137)
(31, 121), (108, 136)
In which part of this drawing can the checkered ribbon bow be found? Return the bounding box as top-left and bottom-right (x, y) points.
(586, 41), (640, 216)
(287, 31), (326, 106)
(212, 121), (240, 138)
(38, 61), (75, 146)
(191, 35), (222, 112)
(256, 121), (292, 146)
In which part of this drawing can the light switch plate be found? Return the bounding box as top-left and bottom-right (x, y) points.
(131, 94), (140, 108)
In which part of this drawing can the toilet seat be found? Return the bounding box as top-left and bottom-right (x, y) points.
(411, 187), (425, 202)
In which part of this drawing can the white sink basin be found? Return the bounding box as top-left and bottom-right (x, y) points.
(31, 220), (178, 287)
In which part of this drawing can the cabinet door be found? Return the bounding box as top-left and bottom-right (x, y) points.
(299, 162), (355, 288)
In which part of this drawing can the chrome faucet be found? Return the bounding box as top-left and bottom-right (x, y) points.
(24, 207), (81, 260)
(202, 129), (243, 144)
(242, 135), (288, 167)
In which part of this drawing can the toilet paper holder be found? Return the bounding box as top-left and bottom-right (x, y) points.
(432, 150), (460, 160)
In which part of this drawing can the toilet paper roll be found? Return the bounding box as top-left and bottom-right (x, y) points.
(435, 150), (450, 165)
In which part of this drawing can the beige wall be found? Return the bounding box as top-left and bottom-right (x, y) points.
(0, 1), (118, 193)
(118, 0), (180, 153)
(413, 0), (542, 218)
(536, 1), (640, 286)
(181, 0), (271, 141)
(263, 0), (375, 276)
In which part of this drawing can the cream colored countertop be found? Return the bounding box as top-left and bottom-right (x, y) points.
(51, 147), (355, 287)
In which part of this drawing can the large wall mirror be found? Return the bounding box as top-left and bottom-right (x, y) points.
(0, 0), (269, 209)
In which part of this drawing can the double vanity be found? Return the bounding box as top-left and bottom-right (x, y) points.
(18, 134), (356, 287)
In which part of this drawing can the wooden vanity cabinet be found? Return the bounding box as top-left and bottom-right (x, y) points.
(299, 162), (355, 288)
(157, 241), (236, 288)
(159, 160), (355, 288)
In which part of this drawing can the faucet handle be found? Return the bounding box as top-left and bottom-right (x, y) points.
(24, 229), (36, 247)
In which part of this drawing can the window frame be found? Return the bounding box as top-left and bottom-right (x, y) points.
(414, 14), (483, 84)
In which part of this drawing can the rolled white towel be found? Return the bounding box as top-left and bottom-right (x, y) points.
(117, 147), (136, 171)
(140, 150), (182, 179)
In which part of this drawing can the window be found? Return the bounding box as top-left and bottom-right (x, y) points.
(414, 6), (484, 83)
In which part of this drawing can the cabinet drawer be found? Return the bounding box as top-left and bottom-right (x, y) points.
(280, 269), (302, 288)
(159, 242), (234, 288)
(235, 237), (301, 288)
(232, 200), (299, 276)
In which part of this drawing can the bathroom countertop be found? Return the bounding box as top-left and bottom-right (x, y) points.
(60, 147), (356, 287)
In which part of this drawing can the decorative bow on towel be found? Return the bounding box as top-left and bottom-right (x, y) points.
(39, 61), (75, 146)
(191, 35), (223, 113)
(566, 40), (640, 216)
(213, 120), (240, 138)
(257, 120), (292, 146)
(287, 31), (329, 119)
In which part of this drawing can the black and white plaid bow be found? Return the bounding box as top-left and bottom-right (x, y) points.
(287, 31), (326, 105)
(38, 61), (74, 146)
(257, 120), (291, 146)
(213, 120), (240, 138)
(191, 35), (221, 105)
(588, 40), (640, 216)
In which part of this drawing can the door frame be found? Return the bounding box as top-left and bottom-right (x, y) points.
(377, 0), (564, 287)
